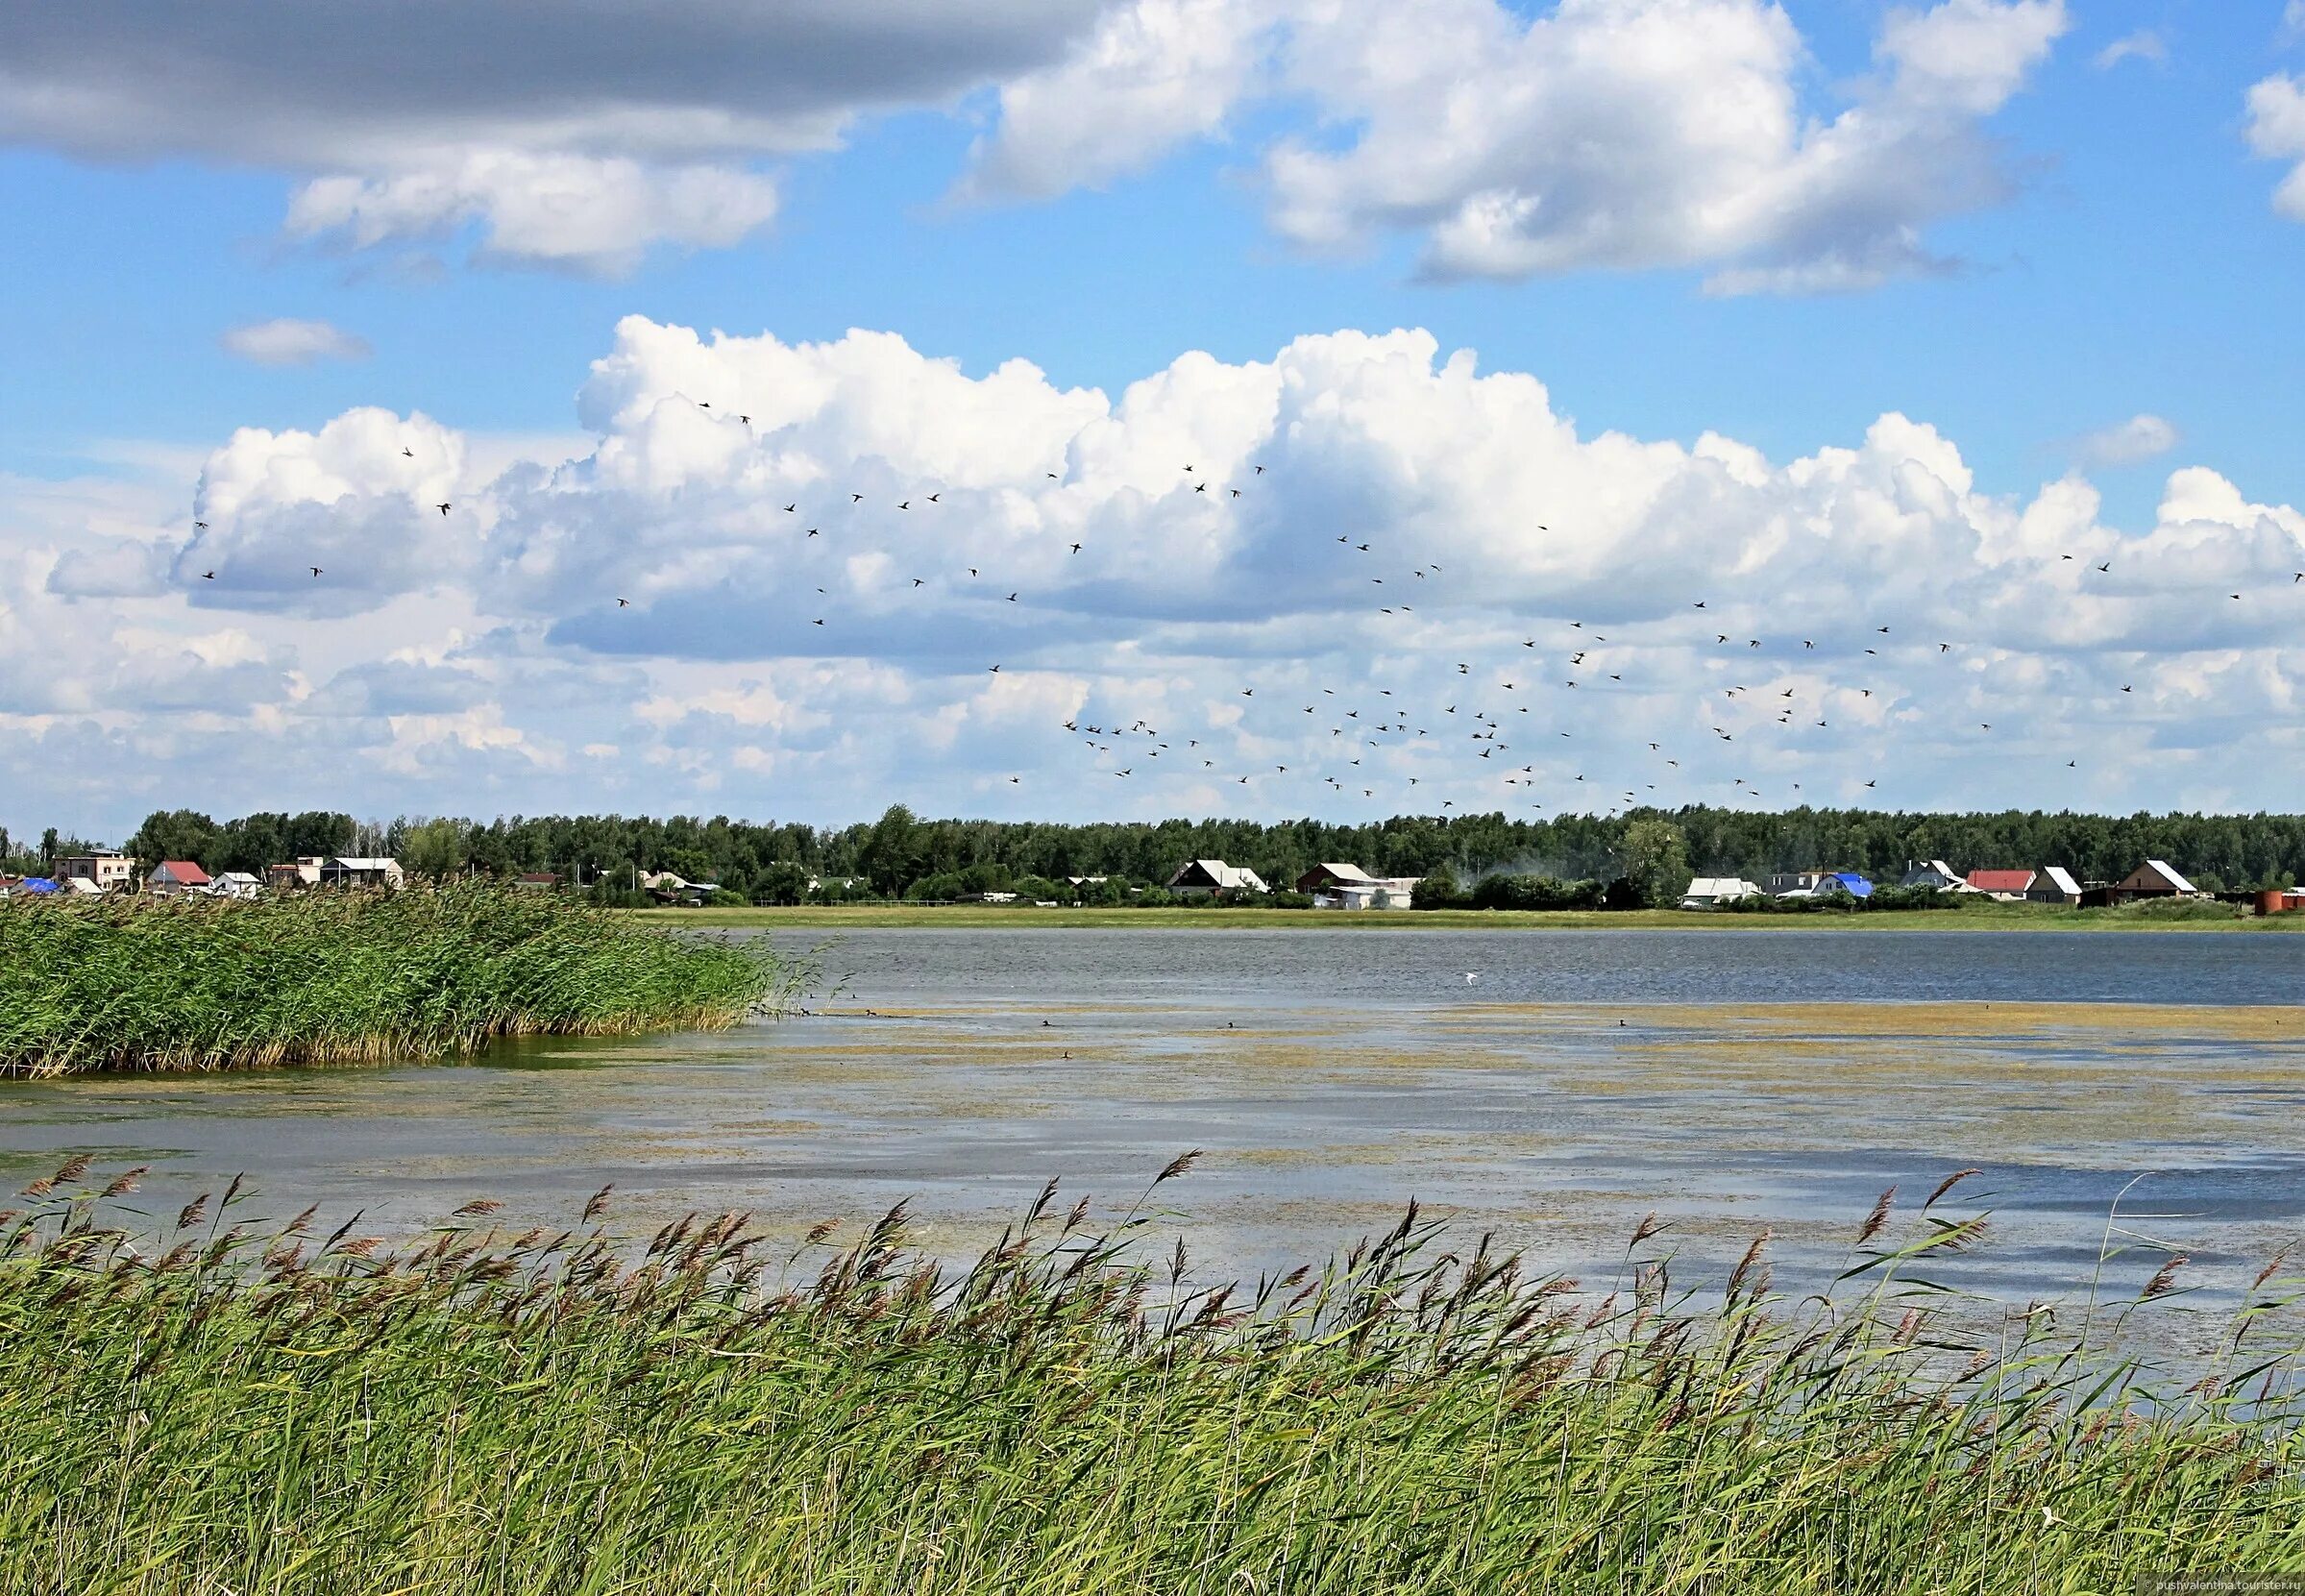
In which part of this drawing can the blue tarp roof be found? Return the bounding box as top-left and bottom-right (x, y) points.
(1825, 872), (1873, 897)
(17, 877), (59, 895)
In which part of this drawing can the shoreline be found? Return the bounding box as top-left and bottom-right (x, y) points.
(632, 903), (2301, 931)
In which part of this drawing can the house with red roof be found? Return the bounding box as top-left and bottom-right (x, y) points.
(146, 860), (212, 897)
(1965, 869), (2036, 900)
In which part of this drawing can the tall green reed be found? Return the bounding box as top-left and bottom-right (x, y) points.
(0, 883), (800, 1075)
(0, 1158), (2296, 1593)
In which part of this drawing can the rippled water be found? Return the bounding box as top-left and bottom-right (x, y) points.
(3, 928), (2298, 1329)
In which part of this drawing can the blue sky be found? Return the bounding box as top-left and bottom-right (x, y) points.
(2, 0), (2301, 840)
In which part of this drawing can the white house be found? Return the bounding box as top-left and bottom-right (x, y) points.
(1680, 877), (1763, 908)
(1897, 860), (1974, 892)
(57, 850), (133, 892)
(210, 871), (266, 899)
(1167, 859), (1268, 897)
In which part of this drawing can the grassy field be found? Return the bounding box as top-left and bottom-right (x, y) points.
(0, 1158), (2297, 1594)
(636, 897), (2300, 931)
(0, 884), (797, 1076)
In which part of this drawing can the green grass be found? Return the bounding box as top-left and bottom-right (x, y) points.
(0, 884), (799, 1076)
(0, 1161), (2297, 1592)
(637, 896), (2299, 931)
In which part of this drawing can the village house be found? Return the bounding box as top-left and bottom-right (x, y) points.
(2104, 859), (2199, 904)
(210, 871), (265, 899)
(57, 849), (133, 893)
(266, 857), (327, 891)
(319, 857), (406, 891)
(1296, 863), (1419, 908)
(1680, 876), (1762, 908)
(1897, 860), (1974, 893)
(2024, 866), (2084, 904)
(1966, 869), (2037, 899)
(513, 872), (561, 892)
(1766, 871), (1830, 896)
(1166, 859), (1268, 898)
(640, 870), (717, 905)
(146, 860), (212, 897)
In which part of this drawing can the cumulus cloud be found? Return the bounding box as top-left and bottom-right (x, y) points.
(219, 317), (372, 366)
(2247, 73), (2305, 222)
(968, 0), (2071, 293)
(2072, 413), (2178, 467)
(17, 315), (2269, 836)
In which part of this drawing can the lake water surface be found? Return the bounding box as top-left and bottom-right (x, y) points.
(4, 928), (2298, 1330)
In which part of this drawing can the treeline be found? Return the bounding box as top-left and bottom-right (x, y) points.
(22, 804), (2303, 902)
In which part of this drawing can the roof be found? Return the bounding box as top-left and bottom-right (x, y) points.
(1171, 859), (1268, 892)
(328, 857), (400, 872)
(1823, 872), (1874, 897)
(1684, 877), (1759, 896)
(516, 872), (559, 883)
(2036, 866), (2083, 895)
(1966, 869), (2035, 894)
(2142, 859), (2197, 894)
(1309, 863), (1376, 884)
(214, 872), (262, 885)
(155, 861), (211, 884)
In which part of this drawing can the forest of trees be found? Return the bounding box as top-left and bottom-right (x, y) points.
(11, 804), (2300, 904)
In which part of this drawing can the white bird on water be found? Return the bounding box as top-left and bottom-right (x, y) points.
(1464, 972), (1482, 985)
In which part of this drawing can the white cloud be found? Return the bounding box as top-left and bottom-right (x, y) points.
(2072, 413), (2178, 467)
(219, 317), (372, 366)
(2092, 29), (2165, 69)
(4, 0), (2067, 286)
(967, 0), (2071, 293)
(7, 315), (2281, 837)
(2247, 73), (2305, 222)
(959, 0), (1274, 199)
(283, 155), (780, 274)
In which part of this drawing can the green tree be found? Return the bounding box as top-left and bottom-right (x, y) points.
(127, 810), (223, 872)
(857, 804), (924, 897)
(752, 861), (809, 906)
(400, 819), (467, 881)
(1620, 818), (1693, 908)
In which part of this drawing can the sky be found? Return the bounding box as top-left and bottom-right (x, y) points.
(2, 0), (2301, 843)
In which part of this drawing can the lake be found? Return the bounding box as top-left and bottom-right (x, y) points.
(4, 928), (2298, 1333)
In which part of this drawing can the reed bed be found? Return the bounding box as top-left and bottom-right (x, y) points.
(0, 1159), (2298, 1594)
(0, 884), (797, 1075)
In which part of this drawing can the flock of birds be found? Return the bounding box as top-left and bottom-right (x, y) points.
(185, 402), (2303, 817)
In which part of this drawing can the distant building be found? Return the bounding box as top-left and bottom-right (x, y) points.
(1167, 859), (1268, 897)
(2024, 866), (2083, 904)
(1680, 876), (1762, 908)
(1898, 860), (1971, 892)
(1767, 871), (1830, 896)
(267, 857), (328, 891)
(60, 876), (103, 896)
(1811, 872), (1874, 899)
(57, 850), (133, 893)
(1297, 862), (1416, 908)
(319, 857), (405, 891)
(640, 870), (717, 905)
(210, 872), (265, 899)
(513, 872), (561, 891)
(146, 860), (212, 897)
(1966, 869), (2037, 899)
(2106, 859), (2198, 904)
